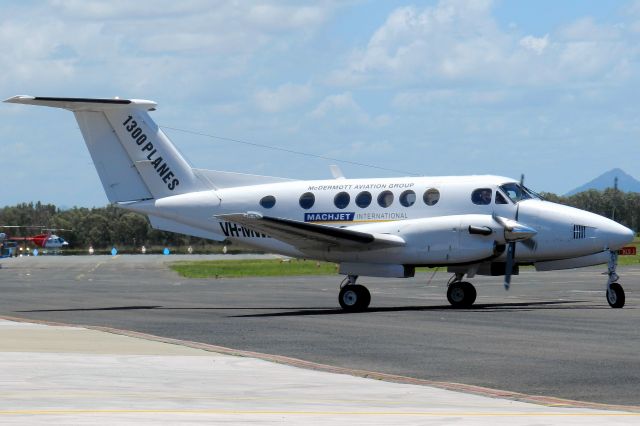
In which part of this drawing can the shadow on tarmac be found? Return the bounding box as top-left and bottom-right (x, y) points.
(231, 300), (591, 317)
(16, 300), (592, 316)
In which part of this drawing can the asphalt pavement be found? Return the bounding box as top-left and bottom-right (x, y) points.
(0, 254), (638, 407)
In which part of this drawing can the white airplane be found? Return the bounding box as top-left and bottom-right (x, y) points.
(5, 95), (634, 309)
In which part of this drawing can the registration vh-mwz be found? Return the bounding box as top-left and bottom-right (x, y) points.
(5, 95), (634, 310)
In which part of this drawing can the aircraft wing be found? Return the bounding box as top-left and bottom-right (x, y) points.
(217, 213), (405, 250)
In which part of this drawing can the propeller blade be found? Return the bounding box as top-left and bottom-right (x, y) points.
(503, 173), (524, 290)
(491, 214), (537, 242)
(520, 238), (537, 251)
(504, 241), (515, 290)
(492, 212), (507, 227)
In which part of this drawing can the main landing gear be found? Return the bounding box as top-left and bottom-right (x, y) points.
(337, 273), (479, 311)
(606, 251), (625, 308)
(446, 273), (477, 308)
(338, 275), (371, 312)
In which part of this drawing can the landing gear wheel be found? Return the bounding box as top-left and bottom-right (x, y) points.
(447, 281), (477, 308)
(607, 283), (625, 308)
(339, 285), (371, 312)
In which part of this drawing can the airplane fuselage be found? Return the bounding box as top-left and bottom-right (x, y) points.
(124, 175), (632, 270)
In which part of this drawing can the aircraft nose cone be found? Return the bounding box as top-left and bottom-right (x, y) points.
(600, 221), (634, 250)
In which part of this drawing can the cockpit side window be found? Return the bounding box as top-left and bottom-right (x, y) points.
(495, 191), (509, 204)
(499, 183), (536, 203)
(471, 188), (492, 205)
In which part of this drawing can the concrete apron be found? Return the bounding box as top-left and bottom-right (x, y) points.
(0, 317), (637, 426)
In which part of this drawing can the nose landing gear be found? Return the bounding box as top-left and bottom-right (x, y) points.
(606, 251), (625, 308)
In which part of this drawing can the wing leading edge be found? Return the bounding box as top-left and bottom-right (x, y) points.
(216, 213), (405, 250)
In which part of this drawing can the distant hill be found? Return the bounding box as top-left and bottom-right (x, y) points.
(565, 168), (640, 196)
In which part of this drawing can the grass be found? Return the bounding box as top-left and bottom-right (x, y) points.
(169, 258), (338, 278)
(169, 238), (640, 279)
(615, 237), (640, 266)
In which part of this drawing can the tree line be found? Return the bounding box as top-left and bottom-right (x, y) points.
(1, 188), (637, 251)
(0, 202), (218, 253)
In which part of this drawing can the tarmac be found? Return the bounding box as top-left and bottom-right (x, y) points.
(0, 254), (638, 424)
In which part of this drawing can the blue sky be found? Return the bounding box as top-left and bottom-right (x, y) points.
(2, 0), (640, 207)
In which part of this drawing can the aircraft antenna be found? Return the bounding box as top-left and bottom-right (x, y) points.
(161, 125), (421, 177)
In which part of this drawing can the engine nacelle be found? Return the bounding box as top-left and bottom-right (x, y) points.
(344, 214), (502, 265)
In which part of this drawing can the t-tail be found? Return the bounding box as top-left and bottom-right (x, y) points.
(5, 95), (293, 241)
(4, 96), (207, 202)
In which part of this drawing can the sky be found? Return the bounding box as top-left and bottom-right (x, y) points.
(2, 0), (640, 207)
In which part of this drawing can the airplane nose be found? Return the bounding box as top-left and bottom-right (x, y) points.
(599, 220), (634, 251)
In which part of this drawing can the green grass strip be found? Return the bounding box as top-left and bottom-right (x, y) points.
(169, 259), (338, 278)
(170, 241), (640, 279)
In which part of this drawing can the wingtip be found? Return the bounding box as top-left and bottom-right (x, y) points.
(3, 95), (35, 103)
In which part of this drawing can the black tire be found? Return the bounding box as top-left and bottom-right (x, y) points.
(339, 285), (371, 311)
(607, 283), (625, 308)
(359, 285), (371, 309)
(447, 281), (477, 308)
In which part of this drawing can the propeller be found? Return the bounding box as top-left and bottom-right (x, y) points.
(520, 237), (537, 251)
(495, 174), (534, 290)
(488, 212), (536, 290)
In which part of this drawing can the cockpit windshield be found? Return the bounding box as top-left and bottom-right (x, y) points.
(499, 183), (541, 203)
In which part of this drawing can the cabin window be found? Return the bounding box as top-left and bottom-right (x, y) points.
(471, 188), (492, 205)
(334, 192), (350, 209)
(377, 190), (394, 208)
(423, 188), (440, 206)
(260, 195), (276, 209)
(399, 190), (416, 207)
(495, 191), (509, 204)
(299, 192), (315, 209)
(355, 191), (372, 208)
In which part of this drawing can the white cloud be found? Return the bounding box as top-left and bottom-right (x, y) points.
(254, 83), (313, 113)
(519, 34), (548, 55)
(331, 0), (640, 88)
(0, 1), (337, 99)
(392, 89), (509, 109)
(310, 92), (390, 127)
(331, 0), (508, 85)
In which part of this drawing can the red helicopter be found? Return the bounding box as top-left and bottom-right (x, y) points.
(0, 226), (70, 249)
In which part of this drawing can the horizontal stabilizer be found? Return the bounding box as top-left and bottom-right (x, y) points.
(217, 213), (405, 250)
(4, 95), (157, 111)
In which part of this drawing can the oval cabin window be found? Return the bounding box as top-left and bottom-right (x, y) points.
(377, 190), (394, 208)
(334, 192), (350, 209)
(355, 191), (372, 208)
(299, 192), (315, 209)
(260, 195), (276, 209)
(399, 190), (416, 207)
(423, 188), (440, 206)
